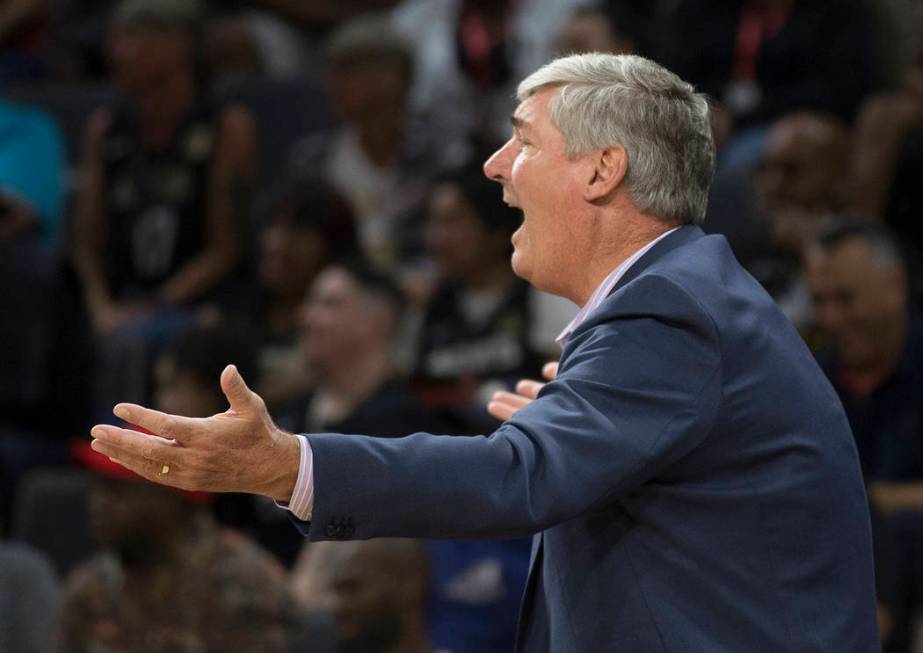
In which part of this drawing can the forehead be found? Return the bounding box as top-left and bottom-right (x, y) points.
(512, 86), (560, 131)
(807, 240), (877, 281)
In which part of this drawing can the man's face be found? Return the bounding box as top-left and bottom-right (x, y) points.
(299, 268), (380, 369)
(483, 87), (589, 297)
(805, 238), (907, 368)
(330, 551), (403, 653)
(757, 118), (844, 214)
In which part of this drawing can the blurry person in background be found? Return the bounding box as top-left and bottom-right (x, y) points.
(391, 0), (587, 148)
(288, 14), (459, 274)
(720, 111), (850, 329)
(275, 259), (435, 439)
(0, 0), (50, 84)
(852, 2), (923, 291)
(413, 166), (570, 431)
(153, 322), (305, 569)
(57, 440), (292, 653)
(254, 179), (358, 407)
(667, 0), (880, 168)
(805, 220), (923, 652)
(554, 4), (647, 57)
(292, 539), (431, 653)
(153, 322), (259, 422)
(73, 0), (256, 413)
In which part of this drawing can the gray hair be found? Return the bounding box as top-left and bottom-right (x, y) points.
(517, 53), (715, 225)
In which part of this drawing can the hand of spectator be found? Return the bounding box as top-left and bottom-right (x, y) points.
(89, 365), (302, 501)
(487, 361), (558, 421)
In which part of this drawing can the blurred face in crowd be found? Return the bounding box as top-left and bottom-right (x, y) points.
(424, 183), (511, 281)
(259, 217), (327, 301)
(109, 26), (196, 93)
(757, 113), (848, 214)
(805, 237), (908, 370)
(154, 356), (222, 418)
(328, 542), (421, 653)
(483, 87), (594, 298)
(299, 267), (392, 371)
(326, 56), (409, 121)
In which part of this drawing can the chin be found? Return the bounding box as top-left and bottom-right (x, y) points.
(510, 249), (531, 282)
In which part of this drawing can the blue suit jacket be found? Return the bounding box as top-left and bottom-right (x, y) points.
(293, 226), (879, 652)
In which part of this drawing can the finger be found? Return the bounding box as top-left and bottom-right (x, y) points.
(91, 424), (179, 462)
(492, 390), (531, 410)
(112, 403), (197, 443)
(221, 364), (261, 413)
(487, 401), (516, 422)
(542, 361), (559, 381)
(486, 391), (532, 421)
(515, 379), (545, 400)
(91, 440), (185, 489)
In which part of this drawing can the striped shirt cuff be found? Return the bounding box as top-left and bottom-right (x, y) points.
(274, 434), (314, 521)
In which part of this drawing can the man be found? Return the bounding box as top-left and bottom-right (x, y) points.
(274, 259), (434, 437)
(805, 222), (922, 492)
(293, 538), (432, 653)
(805, 221), (923, 651)
(91, 53), (879, 651)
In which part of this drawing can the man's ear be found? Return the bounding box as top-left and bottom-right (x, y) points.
(584, 146), (628, 202)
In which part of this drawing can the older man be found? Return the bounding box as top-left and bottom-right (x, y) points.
(91, 54), (878, 651)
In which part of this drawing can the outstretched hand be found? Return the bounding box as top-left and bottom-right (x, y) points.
(487, 361), (558, 421)
(89, 365), (301, 501)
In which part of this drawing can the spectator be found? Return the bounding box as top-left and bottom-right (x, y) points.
(57, 440), (292, 653)
(391, 0), (589, 148)
(253, 179), (358, 407)
(805, 220), (923, 652)
(72, 0), (256, 412)
(274, 259), (434, 437)
(153, 321), (259, 420)
(288, 14), (458, 273)
(0, 0), (50, 85)
(0, 99), (65, 245)
(292, 539), (431, 653)
(412, 167), (570, 430)
(709, 111), (850, 328)
(851, 3), (923, 290)
(668, 0), (880, 167)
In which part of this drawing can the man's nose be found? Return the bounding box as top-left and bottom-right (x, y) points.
(483, 138), (515, 182)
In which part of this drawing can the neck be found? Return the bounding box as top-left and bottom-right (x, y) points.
(355, 104), (404, 168)
(318, 345), (393, 401)
(573, 211), (673, 306)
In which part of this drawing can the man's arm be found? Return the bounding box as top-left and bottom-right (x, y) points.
(91, 274), (721, 540)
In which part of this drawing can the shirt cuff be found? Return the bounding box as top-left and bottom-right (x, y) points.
(274, 434), (314, 521)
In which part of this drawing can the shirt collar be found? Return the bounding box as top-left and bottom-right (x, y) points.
(556, 227), (679, 347)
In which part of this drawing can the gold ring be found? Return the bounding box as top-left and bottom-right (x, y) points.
(159, 464), (171, 476)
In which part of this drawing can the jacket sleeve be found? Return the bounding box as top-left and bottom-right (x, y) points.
(294, 275), (722, 541)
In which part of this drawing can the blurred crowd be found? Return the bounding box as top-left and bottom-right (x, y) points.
(1, 0), (922, 652)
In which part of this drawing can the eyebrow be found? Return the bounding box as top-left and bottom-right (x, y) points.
(510, 116), (529, 131)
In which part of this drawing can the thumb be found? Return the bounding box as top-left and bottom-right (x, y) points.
(221, 364), (257, 412)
